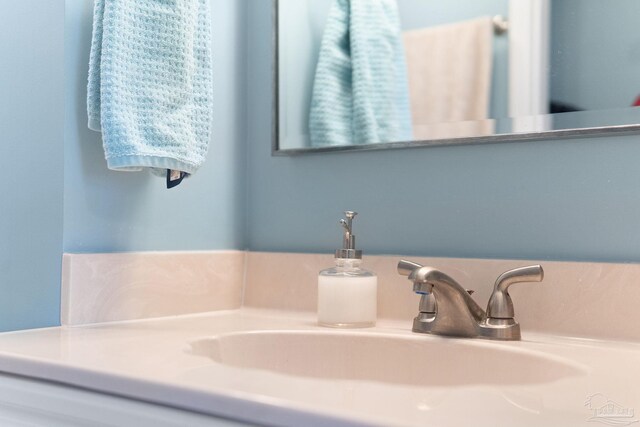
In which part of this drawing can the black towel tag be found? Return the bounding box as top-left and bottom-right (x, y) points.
(166, 169), (190, 189)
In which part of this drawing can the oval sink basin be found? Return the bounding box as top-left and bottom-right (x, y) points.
(188, 330), (585, 387)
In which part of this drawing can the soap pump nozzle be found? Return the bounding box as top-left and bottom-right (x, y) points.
(335, 211), (363, 259)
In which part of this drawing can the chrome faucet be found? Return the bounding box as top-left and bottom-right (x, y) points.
(397, 261), (544, 340)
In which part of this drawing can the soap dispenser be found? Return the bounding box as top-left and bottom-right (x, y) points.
(318, 211), (377, 328)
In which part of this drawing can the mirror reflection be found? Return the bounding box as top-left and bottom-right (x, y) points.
(276, 0), (640, 152)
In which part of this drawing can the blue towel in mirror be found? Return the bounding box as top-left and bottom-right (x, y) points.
(87, 0), (213, 175)
(309, 0), (412, 147)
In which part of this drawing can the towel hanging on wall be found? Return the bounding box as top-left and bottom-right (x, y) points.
(309, 0), (413, 147)
(87, 0), (213, 184)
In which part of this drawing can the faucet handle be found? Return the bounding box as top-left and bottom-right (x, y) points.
(398, 260), (438, 324)
(397, 260), (436, 294)
(397, 260), (423, 277)
(486, 265), (544, 319)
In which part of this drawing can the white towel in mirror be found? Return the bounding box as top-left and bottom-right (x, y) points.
(403, 17), (495, 140)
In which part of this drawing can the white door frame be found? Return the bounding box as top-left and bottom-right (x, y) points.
(509, 0), (551, 131)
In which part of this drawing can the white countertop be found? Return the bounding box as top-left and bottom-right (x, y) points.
(0, 309), (638, 427)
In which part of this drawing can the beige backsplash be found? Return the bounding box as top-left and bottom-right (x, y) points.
(62, 251), (245, 325)
(246, 253), (640, 342)
(63, 251), (640, 342)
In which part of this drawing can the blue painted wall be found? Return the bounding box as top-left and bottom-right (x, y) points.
(247, 0), (640, 263)
(0, 1), (64, 331)
(0, 0), (247, 332)
(64, 0), (247, 253)
(551, 0), (640, 111)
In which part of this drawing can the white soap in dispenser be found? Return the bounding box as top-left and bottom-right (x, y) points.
(318, 211), (377, 328)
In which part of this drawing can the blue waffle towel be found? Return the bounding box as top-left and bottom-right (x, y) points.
(87, 0), (213, 174)
(309, 0), (412, 147)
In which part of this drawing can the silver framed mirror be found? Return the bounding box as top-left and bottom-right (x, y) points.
(273, 0), (640, 155)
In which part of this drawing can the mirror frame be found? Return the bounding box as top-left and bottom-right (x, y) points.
(272, 0), (640, 156)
